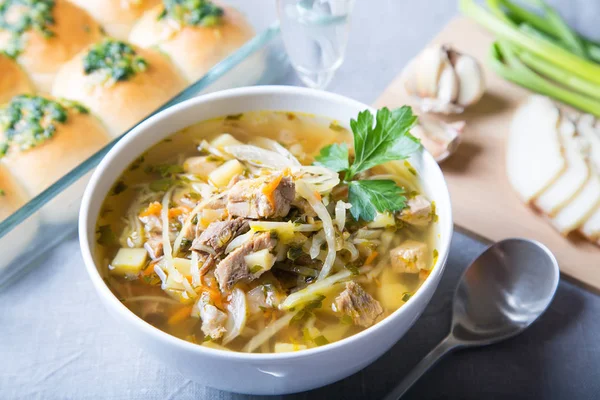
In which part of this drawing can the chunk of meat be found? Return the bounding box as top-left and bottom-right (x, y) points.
(390, 240), (428, 273)
(144, 234), (163, 260)
(192, 217), (249, 255)
(196, 252), (216, 276)
(203, 195), (227, 210)
(335, 281), (383, 328)
(399, 195), (432, 227)
(196, 292), (228, 339)
(227, 175), (295, 219)
(215, 232), (277, 291)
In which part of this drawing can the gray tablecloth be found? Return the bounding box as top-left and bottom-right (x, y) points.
(3, 0), (600, 399)
(2, 228), (599, 399)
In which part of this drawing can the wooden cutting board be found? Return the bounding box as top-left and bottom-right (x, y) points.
(375, 17), (600, 290)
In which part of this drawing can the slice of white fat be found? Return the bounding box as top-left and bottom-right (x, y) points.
(507, 96), (565, 203)
(578, 114), (600, 171)
(551, 169), (600, 235)
(577, 114), (600, 242)
(534, 116), (590, 216)
(580, 205), (600, 244)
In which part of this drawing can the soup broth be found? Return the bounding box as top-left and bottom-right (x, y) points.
(95, 110), (437, 353)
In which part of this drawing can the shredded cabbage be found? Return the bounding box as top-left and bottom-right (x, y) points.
(223, 288), (248, 345)
(296, 181), (337, 280)
(243, 311), (297, 353)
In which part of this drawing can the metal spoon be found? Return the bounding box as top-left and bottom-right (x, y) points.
(384, 238), (560, 400)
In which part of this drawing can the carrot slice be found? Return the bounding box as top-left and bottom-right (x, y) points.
(139, 201), (162, 218)
(167, 305), (194, 325)
(364, 251), (379, 266)
(262, 174), (284, 207)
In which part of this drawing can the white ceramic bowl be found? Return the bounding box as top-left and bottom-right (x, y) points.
(79, 86), (453, 395)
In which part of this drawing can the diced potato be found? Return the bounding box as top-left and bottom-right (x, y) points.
(274, 343), (308, 353)
(367, 212), (396, 229)
(183, 156), (221, 179)
(208, 159), (244, 188)
(390, 240), (428, 273)
(109, 248), (148, 276)
(244, 249), (275, 275)
(321, 324), (351, 343)
(211, 133), (242, 151)
(249, 221), (295, 242)
(377, 283), (407, 310)
(199, 208), (226, 229)
(173, 257), (192, 276)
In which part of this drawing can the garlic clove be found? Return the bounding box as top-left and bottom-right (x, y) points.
(454, 55), (485, 107)
(411, 117), (464, 163)
(414, 46), (444, 98)
(403, 44), (485, 114)
(437, 62), (459, 106)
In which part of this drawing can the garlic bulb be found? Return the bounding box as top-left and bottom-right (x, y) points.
(403, 45), (485, 114)
(411, 117), (465, 163)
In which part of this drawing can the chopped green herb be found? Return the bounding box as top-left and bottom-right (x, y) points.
(185, 192), (201, 200)
(430, 201), (438, 223)
(111, 180), (128, 195)
(432, 249), (439, 267)
(191, 213), (199, 225)
(344, 263), (360, 275)
(314, 107), (421, 221)
(290, 294), (325, 325)
(83, 39), (148, 82)
(202, 335), (213, 342)
(314, 143), (349, 172)
(96, 225), (116, 246)
(328, 121), (346, 132)
(286, 247), (304, 261)
(340, 314), (353, 325)
(0, 95), (75, 156)
(129, 155), (145, 171)
(147, 164), (185, 178)
(149, 178), (174, 192)
(249, 265), (262, 274)
(404, 160), (417, 176)
(159, 0), (224, 27)
(401, 292), (412, 302)
(313, 335), (329, 346)
(225, 113), (243, 121)
(0, 0), (56, 58)
(348, 180), (407, 222)
(0, 189), (5, 196)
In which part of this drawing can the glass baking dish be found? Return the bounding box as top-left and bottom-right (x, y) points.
(0, 3), (290, 289)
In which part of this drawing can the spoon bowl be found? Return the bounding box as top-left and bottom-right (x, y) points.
(452, 238), (560, 345)
(385, 238), (559, 400)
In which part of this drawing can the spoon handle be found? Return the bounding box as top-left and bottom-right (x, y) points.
(383, 335), (460, 400)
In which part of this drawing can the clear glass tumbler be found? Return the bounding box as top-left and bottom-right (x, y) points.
(276, 0), (355, 90)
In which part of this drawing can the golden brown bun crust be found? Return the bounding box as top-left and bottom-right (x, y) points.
(0, 164), (29, 221)
(0, 0), (103, 93)
(69, 0), (160, 40)
(1, 107), (110, 196)
(0, 54), (33, 104)
(52, 45), (188, 137)
(129, 4), (254, 81)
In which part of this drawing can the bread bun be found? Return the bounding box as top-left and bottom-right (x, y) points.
(0, 0), (103, 93)
(129, 2), (254, 82)
(52, 39), (187, 136)
(0, 164), (39, 271)
(0, 164), (28, 221)
(0, 53), (34, 104)
(69, 0), (160, 40)
(0, 95), (110, 196)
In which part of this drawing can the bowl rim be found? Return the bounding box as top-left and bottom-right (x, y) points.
(79, 85), (453, 361)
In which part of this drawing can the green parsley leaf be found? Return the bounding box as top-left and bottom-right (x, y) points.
(314, 143), (349, 172)
(348, 180), (406, 221)
(348, 106), (419, 178)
